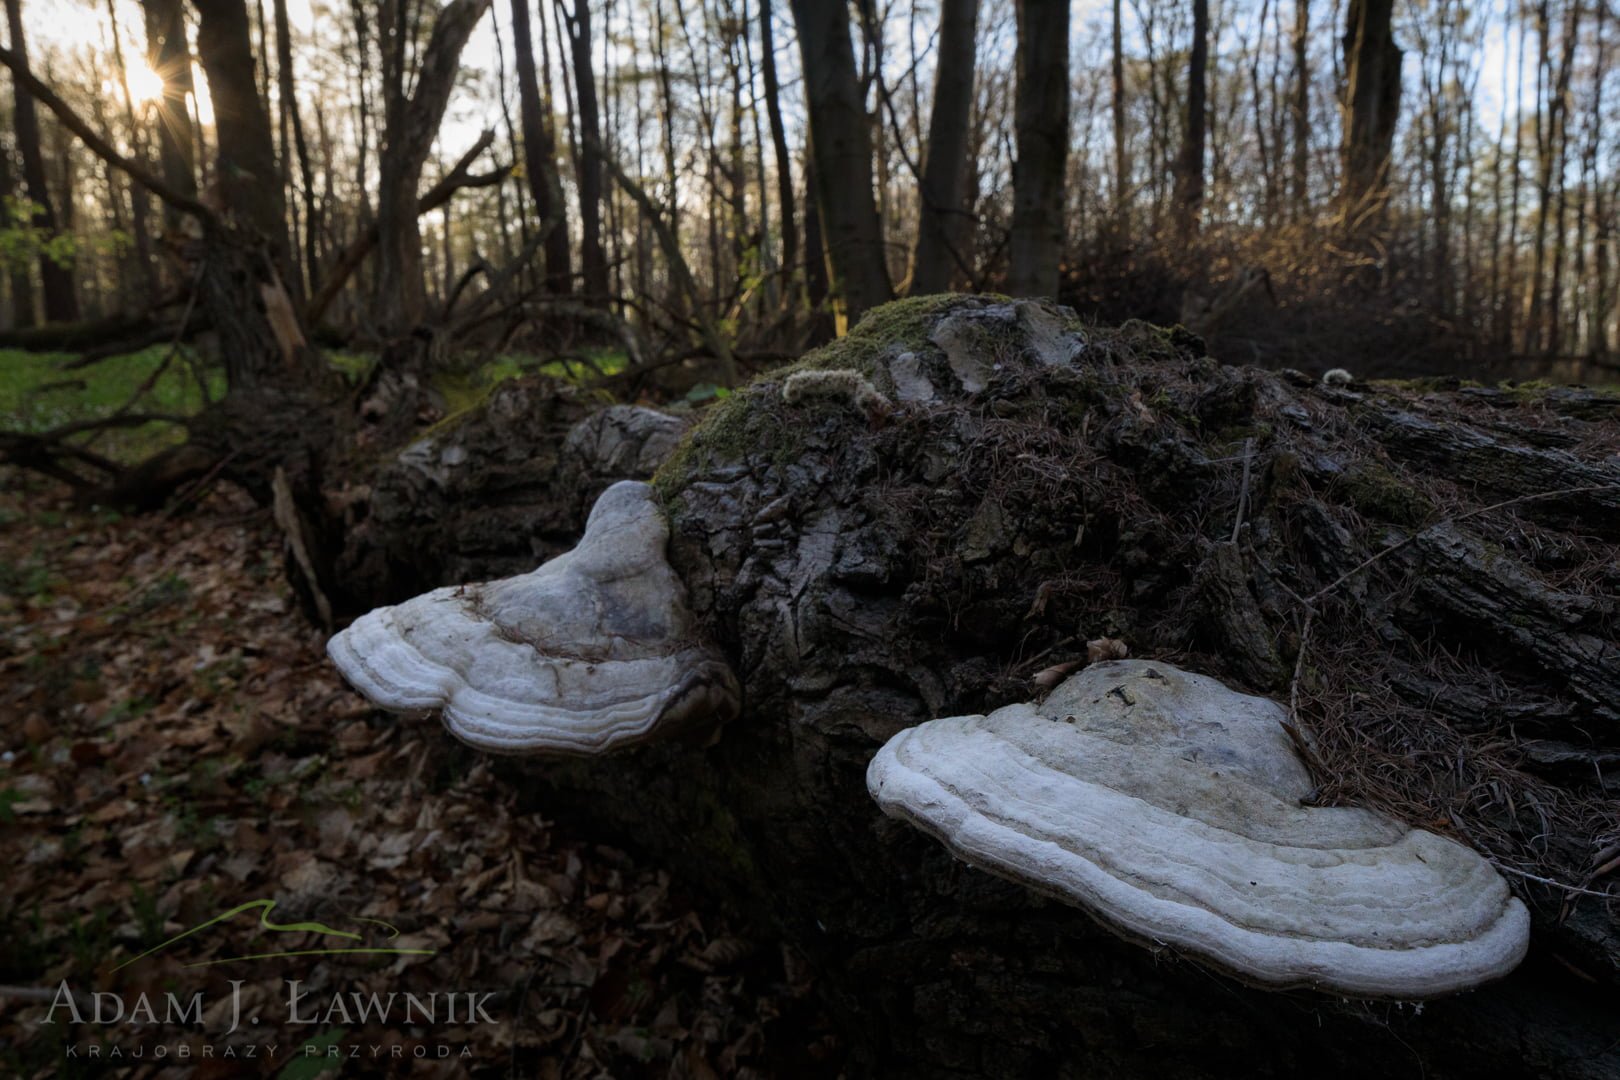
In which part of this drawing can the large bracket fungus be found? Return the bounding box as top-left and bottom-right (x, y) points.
(868, 660), (1531, 998)
(327, 480), (740, 754)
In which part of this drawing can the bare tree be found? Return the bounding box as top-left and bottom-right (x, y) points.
(1173, 0), (1209, 239)
(910, 0), (978, 295)
(1339, 0), (1402, 223)
(142, 0), (198, 233)
(1112, 0), (1128, 228)
(4, 0), (77, 321)
(272, 0), (317, 300)
(1290, 0), (1309, 216)
(370, 0), (492, 336)
(1008, 0), (1070, 298)
(788, 0), (891, 328)
(758, 0), (797, 293)
(511, 0), (572, 292)
(558, 0), (609, 300)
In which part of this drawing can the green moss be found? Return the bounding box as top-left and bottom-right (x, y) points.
(851, 292), (991, 339)
(652, 382), (779, 505)
(1113, 319), (1206, 360)
(1342, 463), (1435, 526)
(654, 295), (982, 501)
(1368, 375), (1485, 393)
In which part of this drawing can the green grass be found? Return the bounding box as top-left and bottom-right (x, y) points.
(0, 345), (222, 463)
(0, 343), (632, 467)
(429, 346), (629, 423)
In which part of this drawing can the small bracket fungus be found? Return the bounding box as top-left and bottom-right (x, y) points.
(867, 660), (1529, 998)
(781, 368), (892, 420)
(327, 480), (739, 755)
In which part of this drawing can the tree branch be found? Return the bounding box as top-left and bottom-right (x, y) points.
(595, 144), (737, 383)
(0, 47), (216, 222)
(306, 129), (508, 325)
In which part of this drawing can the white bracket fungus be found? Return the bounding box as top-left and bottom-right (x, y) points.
(781, 368), (892, 420)
(327, 480), (739, 755)
(867, 660), (1529, 998)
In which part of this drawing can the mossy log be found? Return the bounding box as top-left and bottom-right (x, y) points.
(346, 297), (1620, 1078)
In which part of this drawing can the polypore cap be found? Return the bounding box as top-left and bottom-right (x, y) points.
(327, 480), (739, 755)
(867, 660), (1529, 998)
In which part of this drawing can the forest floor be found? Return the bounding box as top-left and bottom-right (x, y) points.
(0, 467), (839, 1079)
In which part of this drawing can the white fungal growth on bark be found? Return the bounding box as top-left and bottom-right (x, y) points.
(868, 660), (1529, 998)
(781, 369), (892, 418)
(327, 481), (739, 756)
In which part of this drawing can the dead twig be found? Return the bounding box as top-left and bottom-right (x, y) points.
(1230, 436), (1254, 543)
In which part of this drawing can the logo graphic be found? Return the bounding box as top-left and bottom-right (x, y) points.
(113, 899), (437, 970)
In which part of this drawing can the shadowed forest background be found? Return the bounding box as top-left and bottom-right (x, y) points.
(2, 0), (1620, 1076)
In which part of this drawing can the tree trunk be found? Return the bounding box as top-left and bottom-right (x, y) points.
(800, 135), (834, 343)
(1174, 0), (1209, 240)
(1291, 0), (1308, 217)
(788, 0), (891, 331)
(0, 112), (35, 326)
(105, 0), (157, 306)
(142, 0), (198, 235)
(510, 0), (572, 293)
(4, 0), (77, 322)
(193, 0), (289, 260)
(340, 296), (1620, 1079)
(758, 0), (797, 296)
(560, 0), (609, 301)
(909, 0), (977, 296)
(371, 0), (491, 337)
(1338, 0), (1401, 222)
(1008, 0), (1070, 298)
(271, 0), (316, 302)
(1111, 0), (1128, 229)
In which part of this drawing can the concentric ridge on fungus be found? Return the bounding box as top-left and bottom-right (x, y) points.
(327, 480), (739, 755)
(867, 660), (1530, 998)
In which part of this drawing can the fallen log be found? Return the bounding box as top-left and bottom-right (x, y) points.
(333, 296), (1620, 1078)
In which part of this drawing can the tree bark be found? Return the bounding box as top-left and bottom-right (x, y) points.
(788, 0), (891, 331)
(4, 0), (78, 322)
(1111, 0), (1128, 229)
(1339, 0), (1401, 222)
(758, 0), (797, 296)
(339, 296), (1620, 1078)
(193, 0), (289, 257)
(1173, 0), (1209, 240)
(1008, 0), (1070, 298)
(510, 0), (572, 293)
(142, 0), (198, 234)
(104, 0), (158, 305)
(909, 0), (977, 296)
(559, 0), (608, 301)
(0, 105), (35, 326)
(1290, 0), (1308, 217)
(271, 0), (317, 302)
(371, 0), (492, 337)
